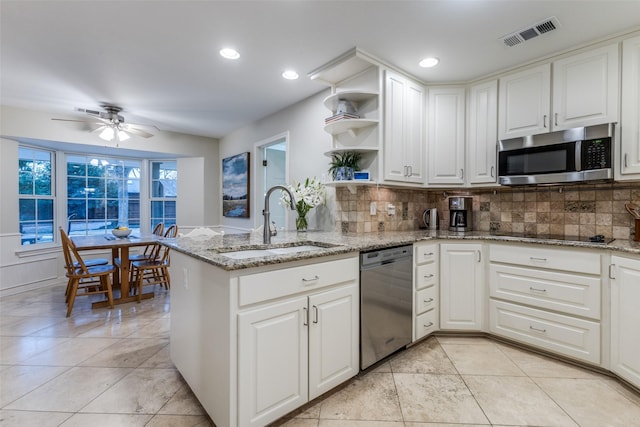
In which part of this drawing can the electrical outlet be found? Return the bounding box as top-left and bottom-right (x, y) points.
(387, 204), (395, 216)
(370, 202), (377, 215)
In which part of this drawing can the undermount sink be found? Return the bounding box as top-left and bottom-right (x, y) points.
(219, 244), (327, 260)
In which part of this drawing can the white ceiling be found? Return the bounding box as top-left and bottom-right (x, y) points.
(2, 1), (640, 139)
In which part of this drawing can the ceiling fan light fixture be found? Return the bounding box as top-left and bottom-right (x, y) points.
(117, 129), (130, 141)
(99, 127), (115, 141)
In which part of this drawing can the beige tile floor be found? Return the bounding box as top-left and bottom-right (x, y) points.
(2, 284), (640, 427)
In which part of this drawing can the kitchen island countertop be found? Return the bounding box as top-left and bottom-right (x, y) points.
(162, 229), (640, 271)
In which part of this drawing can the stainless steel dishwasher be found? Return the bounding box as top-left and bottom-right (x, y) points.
(360, 245), (413, 369)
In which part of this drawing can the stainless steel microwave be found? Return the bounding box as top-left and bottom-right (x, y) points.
(498, 123), (615, 185)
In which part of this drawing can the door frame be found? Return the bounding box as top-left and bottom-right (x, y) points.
(253, 131), (290, 229)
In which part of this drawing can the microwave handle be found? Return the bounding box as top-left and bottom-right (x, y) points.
(575, 140), (582, 172)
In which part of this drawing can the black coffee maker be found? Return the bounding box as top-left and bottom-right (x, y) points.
(449, 197), (473, 232)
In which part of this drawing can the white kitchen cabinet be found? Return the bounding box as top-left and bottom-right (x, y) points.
(552, 44), (619, 130)
(610, 255), (640, 388)
(498, 64), (551, 140)
(618, 35), (640, 179)
(170, 252), (359, 427)
(498, 44), (619, 140)
(440, 243), (484, 330)
(383, 70), (425, 184)
(467, 80), (498, 185)
(489, 244), (602, 365)
(427, 87), (466, 185)
(413, 242), (439, 340)
(238, 297), (309, 426)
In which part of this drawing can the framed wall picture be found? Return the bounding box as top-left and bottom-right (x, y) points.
(222, 152), (250, 218)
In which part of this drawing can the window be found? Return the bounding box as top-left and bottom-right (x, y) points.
(18, 147), (54, 245)
(66, 155), (141, 236)
(150, 160), (177, 229)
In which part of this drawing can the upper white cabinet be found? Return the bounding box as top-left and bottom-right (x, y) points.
(499, 44), (619, 140)
(552, 44), (619, 130)
(498, 64), (551, 139)
(383, 70), (425, 184)
(610, 255), (640, 388)
(618, 35), (640, 179)
(467, 80), (498, 185)
(427, 87), (466, 185)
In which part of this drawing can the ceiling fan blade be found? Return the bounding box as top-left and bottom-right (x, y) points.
(51, 118), (95, 123)
(122, 125), (154, 138)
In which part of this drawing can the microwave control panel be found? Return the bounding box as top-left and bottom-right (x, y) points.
(582, 137), (611, 170)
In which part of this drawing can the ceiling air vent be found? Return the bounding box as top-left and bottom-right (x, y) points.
(500, 16), (561, 48)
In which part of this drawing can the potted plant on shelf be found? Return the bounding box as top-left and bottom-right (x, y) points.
(328, 151), (362, 181)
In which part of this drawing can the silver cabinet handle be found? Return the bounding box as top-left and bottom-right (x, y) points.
(408, 166), (413, 177)
(313, 305), (318, 324)
(529, 325), (547, 333)
(490, 165), (495, 178)
(424, 252), (434, 256)
(543, 115), (548, 128)
(624, 153), (628, 168)
(424, 274), (434, 279)
(609, 264), (616, 279)
(477, 250), (482, 262)
(302, 276), (319, 282)
(424, 322), (434, 328)
(554, 113), (558, 126)
(423, 298), (434, 303)
(303, 307), (308, 326)
(530, 287), (547, 293)
(460, 169), (464, 180)
(530, 257), (547, 262)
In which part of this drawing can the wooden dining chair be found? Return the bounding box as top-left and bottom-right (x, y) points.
(114, 222), (164, 282)
(130, 224), (178, 301)
(59, 228), (116, 317)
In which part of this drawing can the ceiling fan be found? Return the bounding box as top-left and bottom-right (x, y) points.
(52, 104), (155, 142)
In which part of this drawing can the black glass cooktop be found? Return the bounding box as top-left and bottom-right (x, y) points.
(490, 232), (614, 244)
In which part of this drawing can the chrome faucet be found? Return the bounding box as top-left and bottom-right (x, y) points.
(263, 185), (296, 244)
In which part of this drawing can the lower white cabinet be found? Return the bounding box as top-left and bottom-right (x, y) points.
(610, 255), (640, 388)
(238, 283), (358, 426)
(170, 252), (359, 427)
(440, 243), (484, 330)
(413, 243), (439, 340)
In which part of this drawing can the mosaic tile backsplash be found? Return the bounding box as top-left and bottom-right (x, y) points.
(334, 183), (640, 240)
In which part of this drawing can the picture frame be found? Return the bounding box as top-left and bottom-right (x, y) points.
(222, 152), (250, 218)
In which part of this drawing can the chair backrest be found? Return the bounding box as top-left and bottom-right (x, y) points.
(152, 222), (164, 236)
(164, 224), (178, 238)
(59, 227), (88, 275)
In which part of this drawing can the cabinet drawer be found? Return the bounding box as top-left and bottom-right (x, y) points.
(238, 257), (358, 306)
(490, 244), (601, 275)
(415, 286), (437, 314)
(489, 299), (600, 364)
(414, 243), (438, 265)
(490, 264), (601, 319)
(415, 309), (437, 340)
(415, 263), (438, 290)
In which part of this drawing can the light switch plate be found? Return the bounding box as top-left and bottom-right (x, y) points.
(387, 204), (395, 215)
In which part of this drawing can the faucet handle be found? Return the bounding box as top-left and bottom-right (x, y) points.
(270, 221), (277, 236)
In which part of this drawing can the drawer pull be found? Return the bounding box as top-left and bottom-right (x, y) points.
(529, 287), (547, 293)
(424, 322), (434, 328)
(302, 275), (319, 282)
(529, 325), (547, 333)
(423, 298), (434, 303)
(530, 257), (547, 262)
(424, 274), (434, 279)
(424, 252), (434, 256)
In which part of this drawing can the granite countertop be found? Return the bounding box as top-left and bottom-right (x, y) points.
(162, 229), (640, 271)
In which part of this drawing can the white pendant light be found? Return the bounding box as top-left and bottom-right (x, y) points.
(117, 130), (130, 141)
(99, 127), (115, 141)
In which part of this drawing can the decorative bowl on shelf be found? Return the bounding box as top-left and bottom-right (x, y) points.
(112, 228), (132, 238)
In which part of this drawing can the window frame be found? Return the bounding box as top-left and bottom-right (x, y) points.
(149, 159), (178, 229)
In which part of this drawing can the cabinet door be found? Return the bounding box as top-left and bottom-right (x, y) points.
(498, 64), (551, 139)
(553, 44), (619, 130)
(238, 296), (309, 427)
(308, 284), (359, 400)
(404, 81), (425, 184)
(611, 256), (640, 388)
(440, 243), (484, 330)
(427, 87), (466, 185)
(619, 35), (640, 178)
(384, 71), (409, 182)
(467, 80), (498, 185)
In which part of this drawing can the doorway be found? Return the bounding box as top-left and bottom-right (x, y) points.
(255, 134), (288, 230)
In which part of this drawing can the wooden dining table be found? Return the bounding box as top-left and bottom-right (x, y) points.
(71, 234), (161, 307)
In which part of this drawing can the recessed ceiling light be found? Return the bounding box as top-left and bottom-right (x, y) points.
(220, 48), (240, 60)
(282, 70), (299, 80)
(419, 57), (439, 68)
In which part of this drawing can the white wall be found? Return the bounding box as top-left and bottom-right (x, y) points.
(0, 105), (219, 296)
(219, 88), (337, 231)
